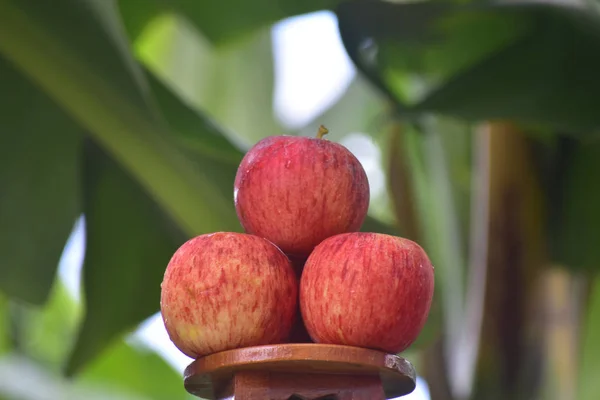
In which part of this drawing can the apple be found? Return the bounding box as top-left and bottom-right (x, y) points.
(300, 232), (434, 354)
(160, 232), (298, 359)
(234, 126), (370, 258)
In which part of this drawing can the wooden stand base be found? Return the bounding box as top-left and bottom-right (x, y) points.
(218, 370), (385, 399)
(184, 344), (416, 400)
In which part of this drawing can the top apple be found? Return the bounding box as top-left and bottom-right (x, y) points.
(234, 126), (370, 257)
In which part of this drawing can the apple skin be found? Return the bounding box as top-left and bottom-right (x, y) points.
(160, 232), (298, 359)
(300, 232), (434, 354)
(234, 135), (370, 258)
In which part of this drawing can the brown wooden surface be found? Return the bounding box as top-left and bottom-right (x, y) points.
(184, 343), (416, 399)
(219, 370), (387, 400)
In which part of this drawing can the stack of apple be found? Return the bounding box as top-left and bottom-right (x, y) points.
(160, 127), (435, 360)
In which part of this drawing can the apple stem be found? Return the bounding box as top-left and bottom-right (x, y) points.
(317, 125), (329, 139)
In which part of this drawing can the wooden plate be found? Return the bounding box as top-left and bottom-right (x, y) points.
(184, 343), (416, 399)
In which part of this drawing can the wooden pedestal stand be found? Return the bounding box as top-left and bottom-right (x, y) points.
(184, 344), (416, 400)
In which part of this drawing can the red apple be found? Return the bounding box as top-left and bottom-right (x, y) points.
(234, 127), (370, 258)
(300, 232), (434, 354)
(160, 232), (298, 358)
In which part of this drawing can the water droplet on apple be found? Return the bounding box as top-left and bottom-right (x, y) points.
(285, 160), (291, 169)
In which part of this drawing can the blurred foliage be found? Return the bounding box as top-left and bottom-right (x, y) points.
(547, 138), (600, 271)
(0, 279), (190, 399)
(78, 340), (193, 400)
(12, 282), (81, 371)
(134, 16), (281, 147)
(0, 297), (9, 355)
(0, 56), (81, 305)
(119, 0), (339, 45)
(65, 142), (182, 376)
(337, 0), (600, 133)
(1, 0), (600, 399)
(578, 276), (600, 400)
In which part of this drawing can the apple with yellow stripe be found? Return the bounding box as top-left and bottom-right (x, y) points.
(300, 232), (435, 354)
(160, 232), (298, 358)
(233, 126), (370, 263)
